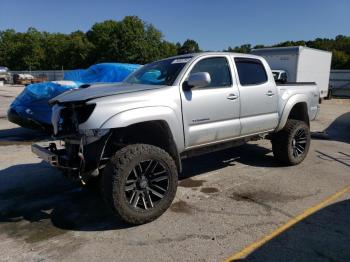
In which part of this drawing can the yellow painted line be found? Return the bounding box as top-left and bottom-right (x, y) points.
(224, 185), (350, 262)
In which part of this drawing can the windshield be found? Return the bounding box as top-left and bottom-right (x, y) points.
(124, 57), (192, 86)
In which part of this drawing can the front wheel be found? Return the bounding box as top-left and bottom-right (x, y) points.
(271, 119), (311, 166)
(101, 144), (178, 225)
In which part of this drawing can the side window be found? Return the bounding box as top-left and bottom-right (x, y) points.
(234, 58), (268, 86)
(190, 57), (232, 87)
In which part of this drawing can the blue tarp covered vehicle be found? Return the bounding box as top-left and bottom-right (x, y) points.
(8, 63), (140, 132)
(63, 63), (140, 83)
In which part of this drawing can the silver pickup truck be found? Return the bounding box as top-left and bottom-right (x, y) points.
(32, 52), (319, 224)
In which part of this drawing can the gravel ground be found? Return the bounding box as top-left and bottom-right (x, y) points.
(0, 85), (349, 262)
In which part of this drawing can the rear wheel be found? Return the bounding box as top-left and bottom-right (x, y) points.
(101, 144), (178, 224)
(271, 119), (311, 166)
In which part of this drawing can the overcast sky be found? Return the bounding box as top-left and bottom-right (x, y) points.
(1, 0), (349, 50)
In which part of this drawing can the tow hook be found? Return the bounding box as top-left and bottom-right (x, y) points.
(49, 142), (58, 153)
(78, 137), (86, 185)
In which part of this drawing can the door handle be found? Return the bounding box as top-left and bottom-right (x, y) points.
(227, 94), (239, 100)
(266, 90), (275, 96)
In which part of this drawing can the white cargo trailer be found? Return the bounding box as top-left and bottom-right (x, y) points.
(251, 46), (332, 98)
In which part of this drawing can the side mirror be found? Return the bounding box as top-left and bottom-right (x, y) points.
(187, 72), (211, 88)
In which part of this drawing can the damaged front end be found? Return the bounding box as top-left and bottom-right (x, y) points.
(31, 102), (112, 184)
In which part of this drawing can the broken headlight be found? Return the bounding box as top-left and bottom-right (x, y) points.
(52, 103), (96, 136)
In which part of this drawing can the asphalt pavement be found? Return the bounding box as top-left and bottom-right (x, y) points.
(0, 85), (349, 261)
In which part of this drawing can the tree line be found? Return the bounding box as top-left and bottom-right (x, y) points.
(0, 16), (201, 71)
(0, 15), (349, 70)
(225, 35), (350, 69)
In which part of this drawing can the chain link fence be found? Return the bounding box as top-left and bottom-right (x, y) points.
(9, 70), (68, 82)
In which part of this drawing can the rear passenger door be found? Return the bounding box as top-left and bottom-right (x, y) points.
(233, 57), (279, 135)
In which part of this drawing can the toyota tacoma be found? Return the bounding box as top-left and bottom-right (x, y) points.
(31, 52), (319, 224)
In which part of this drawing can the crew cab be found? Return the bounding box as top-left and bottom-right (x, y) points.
(31, 52), (319, 224)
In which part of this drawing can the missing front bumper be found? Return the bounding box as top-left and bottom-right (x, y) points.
(31, 143), (58, 166)
(31, 142), (78, 171)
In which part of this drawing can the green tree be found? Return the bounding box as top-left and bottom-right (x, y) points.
(332, 50), (349, 69)
(160, 41), (178, 58)
(225, 44), (251, 53)
(0, 29), (17, 68)
(64, 31), (93, 69)
(86, 20), (119, 63)
(254, 44), (265, 49)
(0, 28), (45, 70)
(42, 32), (69, 70)
(114, 16), (163, 64)
(87, 16), (173, 65)
(178, 39), (201, 54)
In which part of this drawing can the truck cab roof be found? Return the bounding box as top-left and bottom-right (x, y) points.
(160, 51), (265, 62)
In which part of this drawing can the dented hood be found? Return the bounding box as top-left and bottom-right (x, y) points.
(49, 82), (165, 104)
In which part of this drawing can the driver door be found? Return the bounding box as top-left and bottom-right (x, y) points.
(180, 56), (241, 148)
